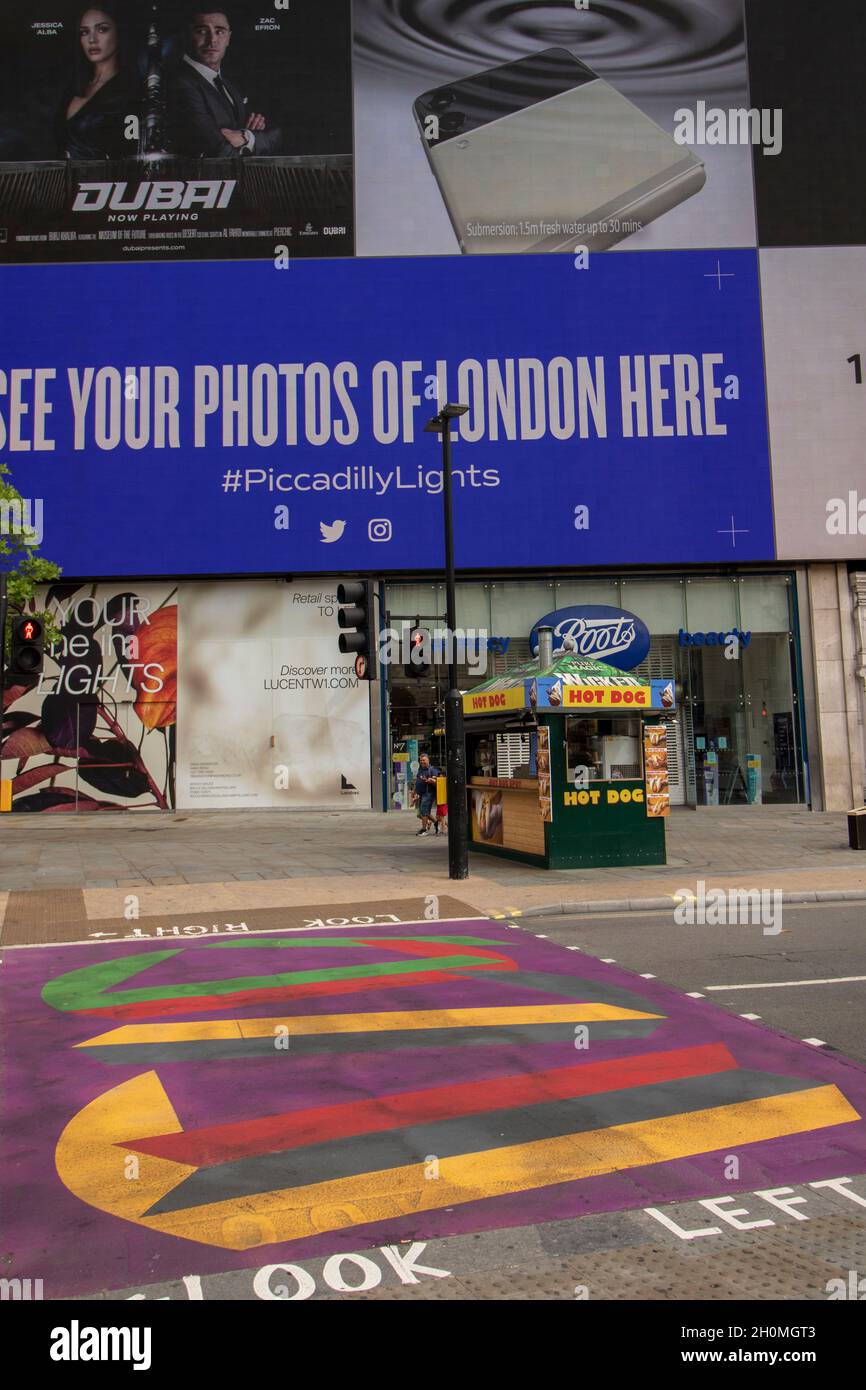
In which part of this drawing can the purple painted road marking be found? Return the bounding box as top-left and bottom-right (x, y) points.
(2, 918), (866, 1298)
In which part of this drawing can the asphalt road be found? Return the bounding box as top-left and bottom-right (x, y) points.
(533, 900), (866, 1065)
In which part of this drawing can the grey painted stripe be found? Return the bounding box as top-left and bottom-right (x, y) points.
(78, 1018), (663, 1066)
(474, 969), (661, 1012)
(146, 1069), (817, 1216)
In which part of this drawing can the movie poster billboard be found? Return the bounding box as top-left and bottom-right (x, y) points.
(0, 0), (353, 263)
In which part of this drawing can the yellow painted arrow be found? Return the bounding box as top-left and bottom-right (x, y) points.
(54, 1072), (858, 1252)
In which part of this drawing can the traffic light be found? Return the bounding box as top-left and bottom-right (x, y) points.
(405, 626), (431, 679)
(9, 614), (45, 677)
(337, 580), (377, 680)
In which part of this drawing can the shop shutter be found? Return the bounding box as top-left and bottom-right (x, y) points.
(493, 639), (531, 675)
(496, 731), (532, 776)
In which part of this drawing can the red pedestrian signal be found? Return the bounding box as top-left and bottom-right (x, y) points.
(405, 627), (431, 678)
(9, 615), (45, 677)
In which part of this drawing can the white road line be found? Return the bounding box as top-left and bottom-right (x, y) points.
(705, 975), (866, 991)
(0, 914), (493, 950)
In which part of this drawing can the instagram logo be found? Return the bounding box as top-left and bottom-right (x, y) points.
(368, 518), (392, 542)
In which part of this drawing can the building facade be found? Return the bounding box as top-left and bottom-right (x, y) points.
(4, 562), (863, 815)
(1, 2), (865, 817)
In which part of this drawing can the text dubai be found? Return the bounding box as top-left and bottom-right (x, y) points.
(72, 180), (237, 223)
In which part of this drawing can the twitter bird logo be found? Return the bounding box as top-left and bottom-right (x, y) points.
(319, 520), (346, 543)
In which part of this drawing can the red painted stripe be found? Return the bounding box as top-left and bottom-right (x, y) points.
(122, 1042), (737, 1167)
(76, 968), (476, 1022)
(358, 939), (516, 967)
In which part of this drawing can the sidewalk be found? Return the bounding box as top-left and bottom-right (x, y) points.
(1, 804), (864, 939)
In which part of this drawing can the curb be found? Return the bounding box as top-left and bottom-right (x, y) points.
(487, 888), (866, 922)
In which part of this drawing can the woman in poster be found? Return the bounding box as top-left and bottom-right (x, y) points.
(56, 5), (137, 159)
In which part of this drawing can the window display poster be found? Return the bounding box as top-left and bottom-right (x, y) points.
(1, 580), (176, 812)
(536, 725), (552, 824)
(703, 748), (719, 807)
(471, 786), (504, 845)
(643, 722), (670, 817)
(175, 579), (371, 809)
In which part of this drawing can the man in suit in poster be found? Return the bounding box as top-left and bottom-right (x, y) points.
(169, 7), (282, 157)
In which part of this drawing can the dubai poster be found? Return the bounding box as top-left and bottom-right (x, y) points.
(0, 0), (353, 262)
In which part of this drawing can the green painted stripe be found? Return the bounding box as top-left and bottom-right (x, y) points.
(43, 952), (490, 1012)
(42, 950), (180, 1013)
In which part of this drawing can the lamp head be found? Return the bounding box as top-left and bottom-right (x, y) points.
(424, 402), (469, 432)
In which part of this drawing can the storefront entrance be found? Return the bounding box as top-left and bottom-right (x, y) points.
(384, 572), (807, 812)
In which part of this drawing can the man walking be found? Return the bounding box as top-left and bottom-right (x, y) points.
(413, 753), (439, 836)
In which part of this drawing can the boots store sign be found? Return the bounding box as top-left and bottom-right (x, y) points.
(529, 606), (651, 671)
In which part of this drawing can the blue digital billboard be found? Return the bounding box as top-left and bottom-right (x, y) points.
(0, 248), (773, 576)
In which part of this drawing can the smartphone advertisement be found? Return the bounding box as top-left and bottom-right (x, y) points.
(354, 0), (756, 258)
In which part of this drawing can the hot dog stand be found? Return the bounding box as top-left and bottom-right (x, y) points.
(463, 642), (676, 869)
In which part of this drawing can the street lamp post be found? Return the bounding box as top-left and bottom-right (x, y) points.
(425, 403), (469, 880)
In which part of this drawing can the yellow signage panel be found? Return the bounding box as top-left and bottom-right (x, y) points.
(463, 687), (526, 715)
(562, 684), (654, 710)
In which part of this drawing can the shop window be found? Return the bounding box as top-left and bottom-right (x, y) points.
(620, 579), (685, 634)
(385, 583), (444, 623)
(490, 581), (555, 636)
(455, 584), (491, 630)
(738, 575), (792, 633)
(741, 633), (802, 802)
(565, 716), (641, 784)
(553, 580), (622, 608)
(684, 578), (738, 632)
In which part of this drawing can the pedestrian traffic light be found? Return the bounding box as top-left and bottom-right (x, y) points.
(405, 626), (431, 678)
(337, 580), (377, 680)
(9, 614), (45, 677)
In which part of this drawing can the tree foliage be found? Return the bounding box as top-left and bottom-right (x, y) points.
(0, 463), (62, 655)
